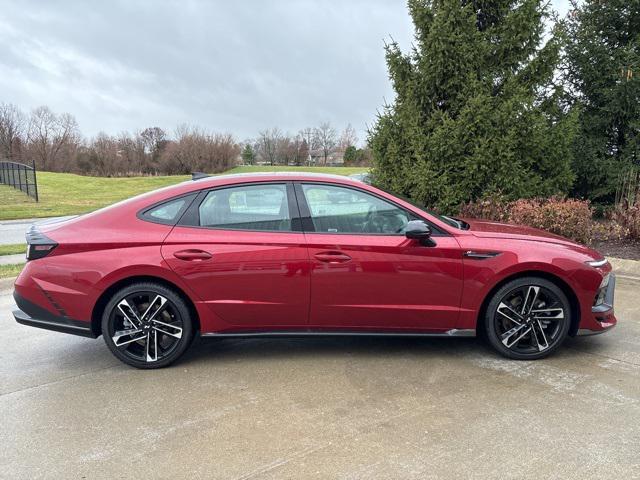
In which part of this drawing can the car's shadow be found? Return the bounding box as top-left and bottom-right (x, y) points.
(174, 334), (613, 367)
(30, 331), (610, 369)
(179, 335), (484, 366)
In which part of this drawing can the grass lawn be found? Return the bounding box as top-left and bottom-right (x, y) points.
(0, 264), (23, 279)
(0, 172), (190, 221)
(0, 166), (368, 221)
(0, 244), (25, 256)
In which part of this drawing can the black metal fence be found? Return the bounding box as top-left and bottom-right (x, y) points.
(0, 160), (39, 201)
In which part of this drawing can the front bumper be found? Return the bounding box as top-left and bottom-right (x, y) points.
(13, 291), (97, 338)
(577, 273), (617, 336)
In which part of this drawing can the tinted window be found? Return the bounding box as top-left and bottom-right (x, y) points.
(142, 196), (192, 224)
(199, 184), (292, 231)
(301, 184), (413, 234)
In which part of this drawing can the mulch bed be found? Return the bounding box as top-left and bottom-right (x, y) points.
(591, 239), (640, 261)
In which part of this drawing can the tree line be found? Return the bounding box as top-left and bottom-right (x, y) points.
(242, 123), (371, 167)
(0, 104), (371, 176)
(370, 0), (639, 209)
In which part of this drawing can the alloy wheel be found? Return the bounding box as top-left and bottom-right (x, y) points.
(493, 284), (567, 355)
(108, 291), (184, 364)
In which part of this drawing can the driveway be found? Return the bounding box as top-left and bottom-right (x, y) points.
(0, 277), (639, 479)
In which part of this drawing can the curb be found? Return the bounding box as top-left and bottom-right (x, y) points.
(609, 257), (640, 280)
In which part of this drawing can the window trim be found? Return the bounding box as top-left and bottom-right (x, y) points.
(177, 181), (303, 233)
(293, 181), (447, 236)
(137, 192), (199, 226)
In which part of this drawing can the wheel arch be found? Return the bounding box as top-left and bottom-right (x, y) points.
(475, 270), (581, 338)
(90, 275), (201, 337)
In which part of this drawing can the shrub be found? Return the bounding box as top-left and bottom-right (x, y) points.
(508, 198), (595, 244)
(611, 200), (640, 240)
(611, 168), (640, 240)
(458, 192), (510, 222)
(459, 196), (596, 244)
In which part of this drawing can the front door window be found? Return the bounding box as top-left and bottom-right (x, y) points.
(300, 184), (412, 234)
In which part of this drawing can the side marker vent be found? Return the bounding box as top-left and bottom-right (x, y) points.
(464, 251), (502, 260)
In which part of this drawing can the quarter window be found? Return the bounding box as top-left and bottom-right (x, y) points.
(301, 184), (413, 234)
(198, 184), (292, 231)
(141, 195), (195, 225)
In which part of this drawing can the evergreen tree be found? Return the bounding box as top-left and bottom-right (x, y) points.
(369, 0), (576, 212)
(343, 145), (358, 165)
(241, 144), (256, 165)
(565, 0), (640, 203)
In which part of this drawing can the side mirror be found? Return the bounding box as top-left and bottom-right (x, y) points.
(405, 220), (436, 247)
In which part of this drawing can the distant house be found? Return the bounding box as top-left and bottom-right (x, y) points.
(309, 147), (344, 166)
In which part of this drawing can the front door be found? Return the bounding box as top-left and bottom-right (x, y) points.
(296, 182), (464, 332)
(162, 182), (310, 332)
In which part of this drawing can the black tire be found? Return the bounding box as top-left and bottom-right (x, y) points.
(101, 282), (194, 369)
(484, 277), (571, 360)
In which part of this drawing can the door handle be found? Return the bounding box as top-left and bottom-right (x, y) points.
(314, 251), (352, 264)
(173, 249), (213, 261)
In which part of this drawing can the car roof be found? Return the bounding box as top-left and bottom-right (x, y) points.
(194, 171), (356, 181)
(187, 171), (365, 188)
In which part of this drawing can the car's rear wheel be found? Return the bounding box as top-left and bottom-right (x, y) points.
(484, 277), (571, 360)
(101, 282), (193, 369)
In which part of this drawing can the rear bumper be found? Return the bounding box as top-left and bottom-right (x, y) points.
(13, 291), (97, 338)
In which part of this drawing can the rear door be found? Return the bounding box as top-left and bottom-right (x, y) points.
(161, 182), (310, 331)
(296, 182), (464, 332)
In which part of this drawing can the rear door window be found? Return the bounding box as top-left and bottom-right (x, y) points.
(198, 184), (292, 231)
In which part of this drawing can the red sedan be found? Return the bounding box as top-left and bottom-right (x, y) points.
(13, 173), (616, 368)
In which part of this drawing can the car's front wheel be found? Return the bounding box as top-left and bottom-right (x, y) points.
(484, 277), (571, 360)
(101, 282), (194, 369)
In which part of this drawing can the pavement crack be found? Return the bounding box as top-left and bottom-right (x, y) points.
(566, 345), (640, 368)
(230, 407), (417, 480)
(0, 364), (120, 398)
(233, 442), (333, 480)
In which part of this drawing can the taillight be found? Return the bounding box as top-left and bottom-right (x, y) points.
(25, 225), (58, 260)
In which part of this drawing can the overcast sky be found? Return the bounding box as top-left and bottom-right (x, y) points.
(0, 0), (571, 144)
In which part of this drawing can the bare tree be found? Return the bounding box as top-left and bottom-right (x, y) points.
(339, 123), (358, 150)
(93, 132), (120, 176)
(159, 125), (240, 174)
(291, 132), (308, 166)
(0, 103), (26, 161)
(117, 131), (146, 174)
(300, 128), (316, 166)
(313, 122), (337, 165)
(257, 127), (282, 165)
(27, 106), (80, 171)
(139, 127), (167, 172)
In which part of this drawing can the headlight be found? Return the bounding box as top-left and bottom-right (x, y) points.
(586, 258), (608, 268)
(594, 273), (610, 306)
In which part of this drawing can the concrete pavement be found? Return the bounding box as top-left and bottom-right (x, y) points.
(0, 253), (25, 265)
(0, 216), (74, 245)
(0, 278), (639, 479)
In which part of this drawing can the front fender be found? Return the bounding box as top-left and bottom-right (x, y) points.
(458, 252), (601, 330)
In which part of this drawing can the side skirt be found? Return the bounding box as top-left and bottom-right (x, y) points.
(201, 329), (476, 339)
